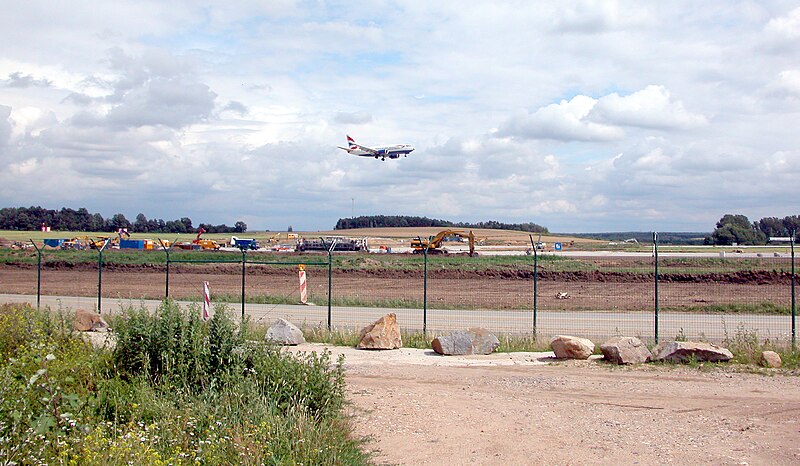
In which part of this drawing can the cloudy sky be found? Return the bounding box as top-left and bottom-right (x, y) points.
(1, 1), (799, 232)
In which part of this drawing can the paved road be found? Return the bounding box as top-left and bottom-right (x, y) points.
(1, 293), (794, 344)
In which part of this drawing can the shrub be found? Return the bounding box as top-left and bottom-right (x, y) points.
(112, 300), (213, 389)
(1, 302), (369, 465)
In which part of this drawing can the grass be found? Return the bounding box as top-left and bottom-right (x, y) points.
(0, 302), (370, 465)
(661, 302), (792, 315)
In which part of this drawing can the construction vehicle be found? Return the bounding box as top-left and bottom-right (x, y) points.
(526, 234), (546, 255)
(262, 232), (301, 245)
(230, 236), (259, 250)
(89, 236), (111, 250)
(411, 230), (476, 256)
(264, 232), (282, 244)
(192, 227), (221, 250)
(61, 236), (89, 250)
(296, 236), (368, 252)
(174, 228), (220, 250)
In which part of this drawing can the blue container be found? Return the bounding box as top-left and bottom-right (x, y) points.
(119, 239), (145, 250)
(43, 239), (66, 248)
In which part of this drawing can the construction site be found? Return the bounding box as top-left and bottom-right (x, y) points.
(12, 225), (595, 256)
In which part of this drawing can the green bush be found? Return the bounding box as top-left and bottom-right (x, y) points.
(112, 300), (242, 390)
(0, 302), (369, 465)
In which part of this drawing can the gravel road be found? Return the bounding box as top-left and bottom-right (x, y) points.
(288, 343), (800, 465)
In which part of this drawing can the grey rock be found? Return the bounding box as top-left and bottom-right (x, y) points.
(266, 318), (306, 345)
(653, 341), (733, 363)
(601, 336), (652, 364)
(550, 335), (595, 359)
(432, 328), (500, 355)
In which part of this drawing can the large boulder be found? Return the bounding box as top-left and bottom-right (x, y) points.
(653, 341), (733, 363)
(432, 328), (500, 355)
(73, 309), (109, 332)
(550, 335), (595, 359)
(760, 350), (782, 368)
(265, 318), (305, 345)
(600, 336), (652, 365)
(357, 313), (402, 350)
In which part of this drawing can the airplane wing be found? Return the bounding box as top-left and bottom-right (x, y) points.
(353, 144), (380, 155)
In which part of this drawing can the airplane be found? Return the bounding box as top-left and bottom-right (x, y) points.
(337, 135), (415, 161)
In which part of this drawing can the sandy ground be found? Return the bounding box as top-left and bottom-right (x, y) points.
(287, 343), (800, 465)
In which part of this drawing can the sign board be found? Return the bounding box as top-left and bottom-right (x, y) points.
(554, 242), (562, 251)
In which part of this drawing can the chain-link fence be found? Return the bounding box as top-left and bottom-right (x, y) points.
(10, 236), (798, 347)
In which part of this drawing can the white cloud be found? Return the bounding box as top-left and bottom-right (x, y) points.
(0, 2), (798, 232)
(0, 105), (11, 146)
(334, 111), (373, 125)
(498, 95), (623, 142)
(589, 85), (708, 130)
(765, 6), (800, 39)
(553, 0), (652, 34)
(8, 157), (38, 175)
(768, 69), (800, 98)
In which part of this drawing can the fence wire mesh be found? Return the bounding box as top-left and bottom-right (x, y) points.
(331, 255), (424, 333)
(11, 243), (798, 347)
(657, 254), (793, 345)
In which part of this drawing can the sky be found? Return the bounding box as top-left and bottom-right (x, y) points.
(1, 1), (799, 233)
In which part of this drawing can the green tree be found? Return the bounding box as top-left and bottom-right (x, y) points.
(133, 213), (149, 233)
(711, 214), (766, 245)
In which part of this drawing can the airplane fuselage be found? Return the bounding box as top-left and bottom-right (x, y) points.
(348, 145), (414, 159)
(338, 136), (415, 160)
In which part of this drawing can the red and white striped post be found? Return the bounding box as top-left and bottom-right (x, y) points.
(298, 264), (308, 304)
(202, 281), (211, 321)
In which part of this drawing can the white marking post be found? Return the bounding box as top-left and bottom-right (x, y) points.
(298, 264), (308, 304)
(202, 281), (211, 321)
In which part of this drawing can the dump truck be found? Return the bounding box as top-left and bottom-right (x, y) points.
(230, 236), (260, 250)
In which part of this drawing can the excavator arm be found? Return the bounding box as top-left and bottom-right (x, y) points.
(412, 230), (476, 256)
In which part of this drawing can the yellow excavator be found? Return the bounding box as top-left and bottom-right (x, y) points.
(192, 227), (221, 250)
(411, 230), (476, 256)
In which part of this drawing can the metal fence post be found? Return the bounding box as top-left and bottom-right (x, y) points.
(323, 238), (337, 331)
(158, 239), (173, 300)
(529, 235), (538, 337)
(97, 239), (110, 314)
(422, 236), (431, 336)
(653, 232), (659, 344)
(241, 248), (247, 321)
(791, 230), (796, 350)
(30, 240), (42, 309)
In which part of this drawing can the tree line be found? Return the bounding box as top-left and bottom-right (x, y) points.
(707, 214), (799, 245)
(334, 215), (549, 233)
(0, 206), (247, 234)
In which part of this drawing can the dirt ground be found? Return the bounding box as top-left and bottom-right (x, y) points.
(288, 344), (800, 465)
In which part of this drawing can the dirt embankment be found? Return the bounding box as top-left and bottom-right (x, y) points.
(2, 261), (788, 285)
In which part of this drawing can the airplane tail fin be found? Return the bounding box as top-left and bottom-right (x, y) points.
(347, 135), (357, 149)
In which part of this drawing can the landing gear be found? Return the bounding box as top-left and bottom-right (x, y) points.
(381, 157), (386, 161)
(374, 155), (379, 159)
